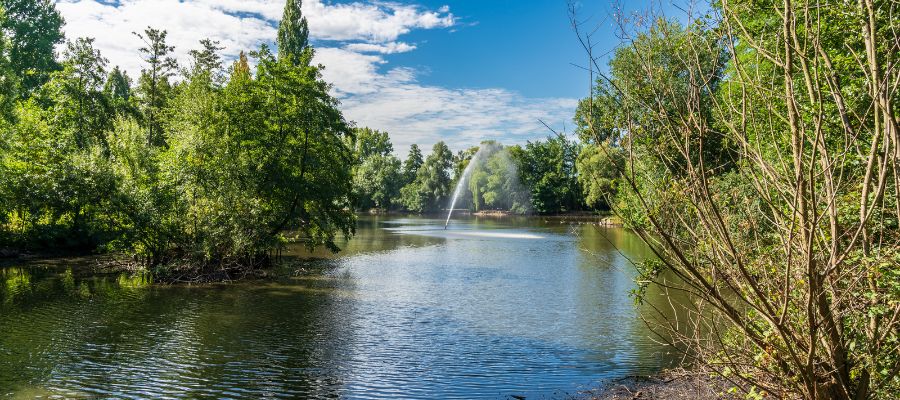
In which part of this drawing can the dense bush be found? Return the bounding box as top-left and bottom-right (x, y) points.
(572, 2), (900, 398)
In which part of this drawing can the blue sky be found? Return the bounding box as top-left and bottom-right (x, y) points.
(57, 0), (699, 154)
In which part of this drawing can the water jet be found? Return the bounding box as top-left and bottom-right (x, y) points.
(444, 147), (486, 229)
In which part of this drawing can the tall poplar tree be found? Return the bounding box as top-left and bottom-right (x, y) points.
(276, 0), (310, 64)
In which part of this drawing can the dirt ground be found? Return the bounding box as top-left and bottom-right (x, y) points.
(571, 370), (739, 400)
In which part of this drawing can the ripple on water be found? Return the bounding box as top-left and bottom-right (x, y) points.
(0, 217), (681, 398)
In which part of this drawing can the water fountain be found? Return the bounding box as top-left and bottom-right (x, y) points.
(444, 147), (486, 229)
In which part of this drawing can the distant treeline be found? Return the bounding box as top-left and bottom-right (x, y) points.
(349, 130), (620, 216)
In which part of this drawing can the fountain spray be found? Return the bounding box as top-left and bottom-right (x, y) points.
(445, 147), (485, 229)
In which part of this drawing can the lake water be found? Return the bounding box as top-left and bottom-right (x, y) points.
(0, 216), (678, 399)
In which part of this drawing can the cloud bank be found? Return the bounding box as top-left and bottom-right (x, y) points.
(57, 0), (576, 152)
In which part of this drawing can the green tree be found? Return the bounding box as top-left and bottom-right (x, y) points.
(0, 7), (18, 122)
(607, 18), (730, 175)
(186, 38), (224, 83)
(401, 141), (453, 212)
(0, 0), (64, 94)
(401, 144), (423, 186)
(350, 127), (399, 210)
(0, 100), (114, 248)
(134, 27), (177, 146)
(575, 142), (623, 210)
(573, 80), (621, 144)
(354, 154), (402, 210)
(452, 146), (479, 182)
(352, 127), (393, 160)
(515, 136), (582, 214)
(40, 38), (112, 149)
(104, 66), (137, 119)
(240, 45), (355, 252)
(469, 147), (530, 213)
(277, 0), (310, 65)
(570, 4), (900, 398)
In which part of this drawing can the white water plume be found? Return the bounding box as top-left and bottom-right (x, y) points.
(444, 146), (487, 228)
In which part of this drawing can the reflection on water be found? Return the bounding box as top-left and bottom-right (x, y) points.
(0, 216), (681, 399)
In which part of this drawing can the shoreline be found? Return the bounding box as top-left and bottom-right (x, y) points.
(2, 214), (624, 278)
(363, 209), (624, 226)
(572, 369), (736, 399)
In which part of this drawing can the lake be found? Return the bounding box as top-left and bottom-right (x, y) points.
(0, 216), (678, 399)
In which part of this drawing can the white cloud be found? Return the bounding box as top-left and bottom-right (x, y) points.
(57, 0), (453, 75)
(345, 41), (416, 54)
(56, 0), (576, 153)
(314, 48), (578, 152)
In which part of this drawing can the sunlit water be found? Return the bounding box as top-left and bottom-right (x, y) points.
(0, 216), (680, 399)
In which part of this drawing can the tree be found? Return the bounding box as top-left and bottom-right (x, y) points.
(401, 144), (424, 186)
(576, 142), (623, 210)
(104, 66), (136, 119)
(134, 27), (177, 146)
(401, 141), (453, 212)
(573, 80), (621, 144)
(186, 38), (224, 82)
(352, 127), (393, 160)
(0, 0), (64, 94)
(515, 136), (582, 214)
(0, 0), (359, 274)
(40, 38), (112, 149)
(571, 3), (900, 398)
(353, 154), (402, 210)
(243, 45), (355, 252)
(474, 148), (530, 213)
(277, 0), (310, 64)
(0, 7), (18, 122)
(350, 127), (400, 210)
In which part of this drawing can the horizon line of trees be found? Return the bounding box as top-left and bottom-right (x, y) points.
(348, 129), (623, 216)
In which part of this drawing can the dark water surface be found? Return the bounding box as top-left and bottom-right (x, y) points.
(0, 216), (677, 399)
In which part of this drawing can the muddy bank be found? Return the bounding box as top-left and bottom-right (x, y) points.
(571, 370), (737, 400)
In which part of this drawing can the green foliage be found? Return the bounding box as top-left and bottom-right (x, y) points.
(134, 27), (178, 147)
(0, 7), (18, 122)
(401, 144), (423, 187)
(352, 127), (393, 160)
(577, 4), (900, 399)
(0, 0), (64, 94)
(277, 0), (310, 65)
(39, 38), (113, 149)
(186, 39), (224, 84)
(574, 80), (622, 144)
(104, 66), (137, 119)
(466, 142), (530, 214)
(515, 136), (583, 214)
(0, 13), (356, 277)
(0, 100), (115, 248)
(354, 154), (402, 210)
(400, 141), (453, 212)
(350, 127), (401, 210)
(576, 142), (623, 210)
